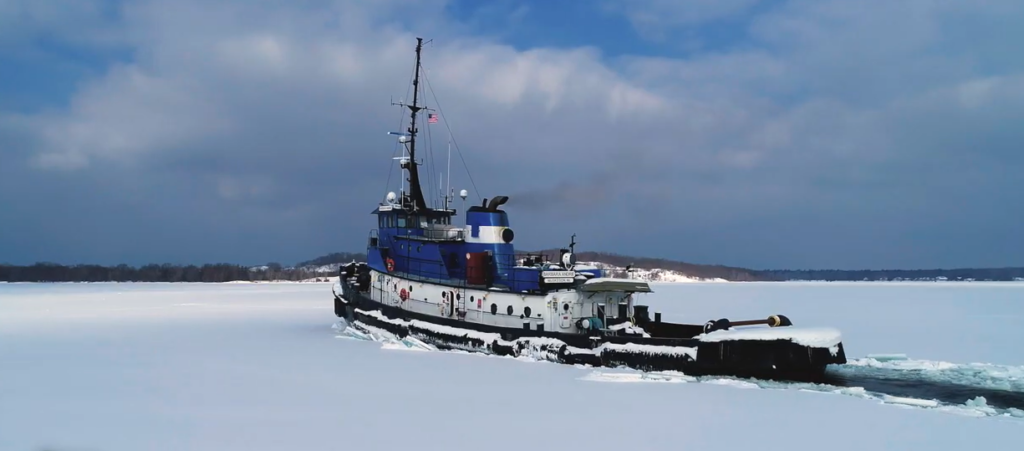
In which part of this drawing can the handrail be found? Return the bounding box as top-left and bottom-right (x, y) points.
(367, 229), (383, 249)
(395, 295), (542, 323)
(376, 251), (586, 293)
(395, 228), (465, 242)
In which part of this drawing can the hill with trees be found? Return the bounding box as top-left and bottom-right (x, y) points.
(3, 251), (1023, 283)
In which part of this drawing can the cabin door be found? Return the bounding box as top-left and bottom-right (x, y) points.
(372, 272), (388, 305)
(375, 275), (386, 304)
(554, 296), (571, 330)
(385, 277), (404, 307)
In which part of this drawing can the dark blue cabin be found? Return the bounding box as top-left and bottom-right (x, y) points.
(365, 195), (580, 293)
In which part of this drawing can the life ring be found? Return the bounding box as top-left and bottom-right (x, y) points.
(386, 258), (395, 272)
(399, 288), (408, 302)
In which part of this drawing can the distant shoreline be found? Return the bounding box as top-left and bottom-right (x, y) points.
(3, 251), (1024, 283)
(3, 279), (1024, 286)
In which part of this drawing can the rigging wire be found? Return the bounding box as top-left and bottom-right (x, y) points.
(383, 59), (418, 201)
(420, 67), (483, 203)
(420, 64), (438, 210)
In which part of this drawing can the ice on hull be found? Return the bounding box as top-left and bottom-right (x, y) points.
(334, 285), (847, 383)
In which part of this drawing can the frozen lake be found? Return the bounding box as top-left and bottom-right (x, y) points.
(1, 281), (1022, 450)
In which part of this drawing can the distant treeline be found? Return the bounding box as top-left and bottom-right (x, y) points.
(296, 252), (366, 268)
(749, 268), (1024, 282)
(4, 251), (1023, 283)
(0, 263), (329, 283)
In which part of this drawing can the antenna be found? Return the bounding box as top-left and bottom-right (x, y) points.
(446, 130), (452, 210)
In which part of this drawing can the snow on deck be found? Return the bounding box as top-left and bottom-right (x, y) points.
(697, 326), (843, 348)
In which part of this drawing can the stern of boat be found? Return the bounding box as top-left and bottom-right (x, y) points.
(692, 326), (847, 381)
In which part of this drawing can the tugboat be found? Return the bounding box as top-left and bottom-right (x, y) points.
(333, 37), (846, 382)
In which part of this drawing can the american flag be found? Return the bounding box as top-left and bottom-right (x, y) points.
(427, 113), (438, 123)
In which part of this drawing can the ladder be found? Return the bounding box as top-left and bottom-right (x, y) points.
(455, 285), (467, 320)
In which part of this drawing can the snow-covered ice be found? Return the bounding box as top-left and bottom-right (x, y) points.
(2, 281), (1023, 451)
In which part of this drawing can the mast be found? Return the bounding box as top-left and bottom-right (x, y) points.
(404, 37), (428, 212)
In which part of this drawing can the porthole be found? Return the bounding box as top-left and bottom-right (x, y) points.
(490, 303), (497, 315)
(524, 307), (532, 317)
(506, 305), (513, 316)
(562, 303), (569, 312)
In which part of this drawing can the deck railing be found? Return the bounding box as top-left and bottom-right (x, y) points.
(380, 251), (583, 293)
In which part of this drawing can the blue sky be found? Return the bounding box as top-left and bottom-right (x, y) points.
(442, 0), (774, 57)
(2, 0), (1023, 270)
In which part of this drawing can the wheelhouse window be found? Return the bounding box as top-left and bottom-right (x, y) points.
(398, 215), (427, 229)
(385, 213), (453, 229)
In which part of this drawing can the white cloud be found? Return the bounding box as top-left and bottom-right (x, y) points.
(26, 63), (235, 170)
(4, 0), (1024, 267)
(12, 0), (677, 180)
(11, 0), (1024, 179)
